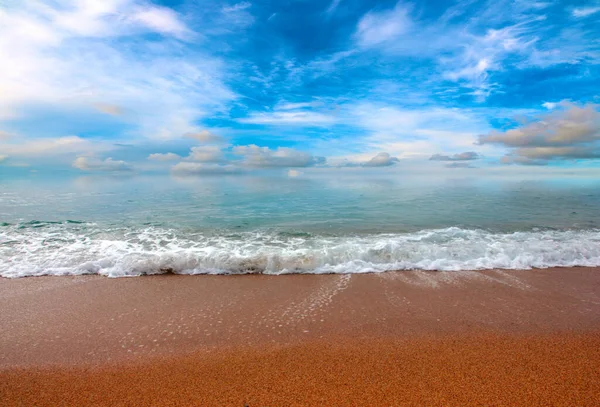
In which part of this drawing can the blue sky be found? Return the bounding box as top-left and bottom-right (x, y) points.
(0, 0), (599, 176)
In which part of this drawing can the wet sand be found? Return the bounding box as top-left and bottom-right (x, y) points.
(1, 268), (600, 406)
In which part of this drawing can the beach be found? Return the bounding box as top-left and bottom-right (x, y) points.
(2, 0), (600, 404)
(1, 267), (599, 406)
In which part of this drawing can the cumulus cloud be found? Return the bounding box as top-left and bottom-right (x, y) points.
(479, 104), (600, 147)
(171, 162), (240, 176)
(148, 152), (181, 161)
(233, 145), (326, 167)
(429, 151), (480, 161)
(73, 157), (133, 172)
(362, 152), (399, 167)
(187, 146), (225, 163)
(184, 130), (227, 144)
(478, 103), (600, 164)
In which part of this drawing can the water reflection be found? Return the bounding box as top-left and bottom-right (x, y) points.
(1, 172), (599, 233)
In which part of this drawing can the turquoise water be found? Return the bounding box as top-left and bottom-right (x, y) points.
(1, 173), (600, 277)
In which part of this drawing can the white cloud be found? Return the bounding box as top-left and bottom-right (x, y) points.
(0, 0), (236, 140)
(233, 145), (326, 167)
(43, 0), (189, 39)
(207, 1), (254, 31)
(441, 24), (539, 100)
(275, 101), (323, 111)
(171, 162), (239, 175)
(131, 5), (189, 38)
(348, 1), (571, 100)
(0, 154), (7, 163)
(73, 156), (132, 172)
(222, 2), (252, 13)
(51, 1), (125, 37)
(287, 169), (302, 177)
(524, 29), (599, 68)
(184, 130), (227, 144)
(355, 2), (412, 48)
(148, 152), (181, 161)
(352, 104), (474, 132)
(187, 146), (224, 163)
(542, 102), (558, 110)
(346, 104), (489, 158)
(572, 7), (600, 18)
(238, 111), (336, 126)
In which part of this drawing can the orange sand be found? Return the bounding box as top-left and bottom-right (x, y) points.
(1, 268), (600, 406)
(2, 334), (599, 406)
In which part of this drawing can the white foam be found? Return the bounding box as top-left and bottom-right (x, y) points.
(1, 223), (600, 278)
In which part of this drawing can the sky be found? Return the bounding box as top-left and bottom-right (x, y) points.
(0, 0), (599, 177)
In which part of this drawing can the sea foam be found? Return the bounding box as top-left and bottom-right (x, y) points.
(1, 222), (600, 278)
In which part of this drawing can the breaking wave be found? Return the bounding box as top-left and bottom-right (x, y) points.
(1, 222), (600, 278)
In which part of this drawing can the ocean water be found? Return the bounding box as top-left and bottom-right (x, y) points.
(1, 173), (600, 277)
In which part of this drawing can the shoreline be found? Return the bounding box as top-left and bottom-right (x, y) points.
(1, 267), (600, 405)
(2, 263), (600, 279)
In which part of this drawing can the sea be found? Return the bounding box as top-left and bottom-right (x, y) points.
(1, 171), (600, 278)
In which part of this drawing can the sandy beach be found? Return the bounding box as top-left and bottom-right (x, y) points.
(1, 267), (600, 406)
(3, 0), (600, 404)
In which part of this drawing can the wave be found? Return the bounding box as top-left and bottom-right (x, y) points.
(1, 223), (600, 277)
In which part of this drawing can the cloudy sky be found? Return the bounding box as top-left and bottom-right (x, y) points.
(1, 0), (599, 176)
